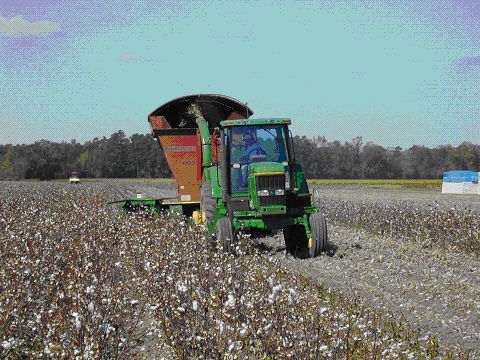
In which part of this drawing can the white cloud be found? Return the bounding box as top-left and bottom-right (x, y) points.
(0, 16), (60, 37)
(118, 53), (135, 62)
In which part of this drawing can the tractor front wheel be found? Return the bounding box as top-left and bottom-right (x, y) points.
(216, 217), (236, 254)
(309, 213), (328, 257)
(283, 214), (327, 258)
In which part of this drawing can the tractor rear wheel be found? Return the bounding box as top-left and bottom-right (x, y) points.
(201, 182), (217, 242)
(216, 217), (236, 254)
(309, 213), (328, 257)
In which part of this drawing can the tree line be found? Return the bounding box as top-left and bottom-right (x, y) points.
(0, 131), (170, 180)
(294, 136), (479, 179)
(0, 131), (479, 180)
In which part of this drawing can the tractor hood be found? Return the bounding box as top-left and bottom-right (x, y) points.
(248, 162), (285, 176)
(149, 94), (253, 129)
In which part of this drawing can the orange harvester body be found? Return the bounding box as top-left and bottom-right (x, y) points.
(148, 94), (253, 202)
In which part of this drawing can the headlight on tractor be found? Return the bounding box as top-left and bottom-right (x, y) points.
(257, 190), (270, 197)
(258, 189), (285, 197)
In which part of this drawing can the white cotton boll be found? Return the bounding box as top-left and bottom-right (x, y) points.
(319, 345), (328, 351)
(176, 307), (186, 313)
(215, 319), (225, 333)
(88, 302), (95, 313)
(71, 312), (79, 318)
(2, 339), (12, 350)
(224, 294), (236, 308)
(240, 328), (248, 336)
(75, 318), (82, 330)
(272, 284), (282, 293)
(192, 300), (198, 311)
(320, 307), (328, 314)
(86, 286), (94, 295)
(176, 283), (187, 292)
(130, 300), (139, 306)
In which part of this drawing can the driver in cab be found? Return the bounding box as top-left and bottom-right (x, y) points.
(231, 129), (267, 190)
(240, 130), (266, 163)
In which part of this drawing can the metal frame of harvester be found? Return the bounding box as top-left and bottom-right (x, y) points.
(114, 94), (328, 258)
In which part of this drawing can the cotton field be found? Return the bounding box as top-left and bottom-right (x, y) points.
(0, 182), (477, 359)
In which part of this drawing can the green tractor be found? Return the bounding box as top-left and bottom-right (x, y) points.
(116, 94), (328, 258)
(196, 117), (327, 258)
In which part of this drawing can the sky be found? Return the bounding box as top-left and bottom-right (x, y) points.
(0, 0), (478, 148)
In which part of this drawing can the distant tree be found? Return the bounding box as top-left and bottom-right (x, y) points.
(292, 136), (318, 178)
(1, 145), (14, 179)
(385, 147), (404, 179)
(361, 143), (389, 179)
(457, 142), (479, 170)
(404, 145), (436, 179)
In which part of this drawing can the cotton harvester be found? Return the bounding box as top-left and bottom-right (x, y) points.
(114, 94), (328, 257)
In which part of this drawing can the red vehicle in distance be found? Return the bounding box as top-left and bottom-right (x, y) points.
(69, 171), (80, 184)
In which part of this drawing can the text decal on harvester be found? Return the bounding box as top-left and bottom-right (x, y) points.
(164, 146), (196, 152)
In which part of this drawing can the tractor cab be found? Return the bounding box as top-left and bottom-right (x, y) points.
(218, 119), (300, 218)
(221, 119), (293, 196)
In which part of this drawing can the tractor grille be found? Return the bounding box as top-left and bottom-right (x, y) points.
(256, 174), (286, 207)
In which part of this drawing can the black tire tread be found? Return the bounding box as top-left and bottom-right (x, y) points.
(216, 217), (235, 254)
(309, 213), (328, 257)
(201, 182), (217, 227)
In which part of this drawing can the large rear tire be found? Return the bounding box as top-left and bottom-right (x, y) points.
(201, 182), (217, 243)
(201, 183), (216, 224)
(309, 213), (328, 257)
(216, 217), (236, 254)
